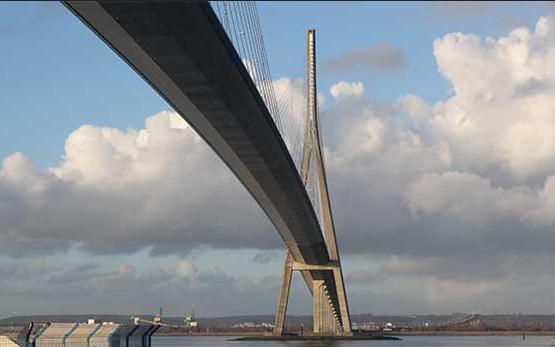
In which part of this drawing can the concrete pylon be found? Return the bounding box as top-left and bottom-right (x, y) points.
(273, 29), (352, 336)
(273, 250), (293, 336)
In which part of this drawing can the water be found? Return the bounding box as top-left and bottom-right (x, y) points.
(153, 335), (555, 347)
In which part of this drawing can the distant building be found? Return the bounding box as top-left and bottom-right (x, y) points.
(230, 322), (274, 330)
(383, 322), (395, 331)
(358, 321), (380, 331)
(184, 306), (198, 329)
(231, 322), (256, 329)
(153, 308), (163, 325)
(184, 317), (197, 328)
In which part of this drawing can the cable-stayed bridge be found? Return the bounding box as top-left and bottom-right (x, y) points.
(63, 1), (351, 336)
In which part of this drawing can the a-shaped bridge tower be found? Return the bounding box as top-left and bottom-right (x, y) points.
(274, 29), (351, 336)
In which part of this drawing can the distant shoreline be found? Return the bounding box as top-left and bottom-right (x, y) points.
(154, 331), (555, 337)
(155, 332), (261, 337)
(397, 331), (555, 336)
(155, 332), (401, 340)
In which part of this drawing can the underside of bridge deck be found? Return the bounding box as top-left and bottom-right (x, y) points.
(63, 1), (349, 334)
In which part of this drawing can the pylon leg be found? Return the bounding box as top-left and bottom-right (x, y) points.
(333, 268), (352, 335)
(312, 280), (325, 333)
(323, 294), (330, 333)
(274, 251), (293, 335)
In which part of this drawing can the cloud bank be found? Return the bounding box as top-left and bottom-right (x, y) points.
(0, 112), (276, 257)
(4, 15), (555, 315)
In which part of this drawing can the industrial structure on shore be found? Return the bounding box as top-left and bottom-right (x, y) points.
(0, 322), (159, 347)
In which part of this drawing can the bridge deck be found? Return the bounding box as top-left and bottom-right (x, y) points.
(63, 1), (343, 326)
(64, 1), (329, 265)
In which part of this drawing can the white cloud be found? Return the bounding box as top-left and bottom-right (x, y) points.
(319, 16), (555, 263)
(3, 17), (555, 262)
(330, 81), (365, 100)
(426, 16), (555, 181)
(7, 15), (555, 315)
(175, 259), (196, 279)
(0, 111), (276, 257)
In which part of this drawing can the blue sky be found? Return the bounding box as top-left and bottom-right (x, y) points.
(3, 2), (555, 317)
(259, 1), (551, 101)
(1, 1), (551, 169)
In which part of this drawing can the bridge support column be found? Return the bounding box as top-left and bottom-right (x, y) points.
(333, 268), (352, 334)
(273, 251), (293, 335)
(312, 280), (325, 334)
(323, 292), (330, 333)
(322, 292), (337, 334)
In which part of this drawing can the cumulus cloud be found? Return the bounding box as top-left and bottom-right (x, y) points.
(315, 16), (555, 313)
(321, 17), (555, 261)
(330, 81), (365, 101)
(0, 111), (277, 257)
(405, 171), (534, 223)
(427, 18), (555, 181)
(6, 15), (555, 314)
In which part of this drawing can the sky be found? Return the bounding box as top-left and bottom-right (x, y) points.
(2, 1), (555, 318)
